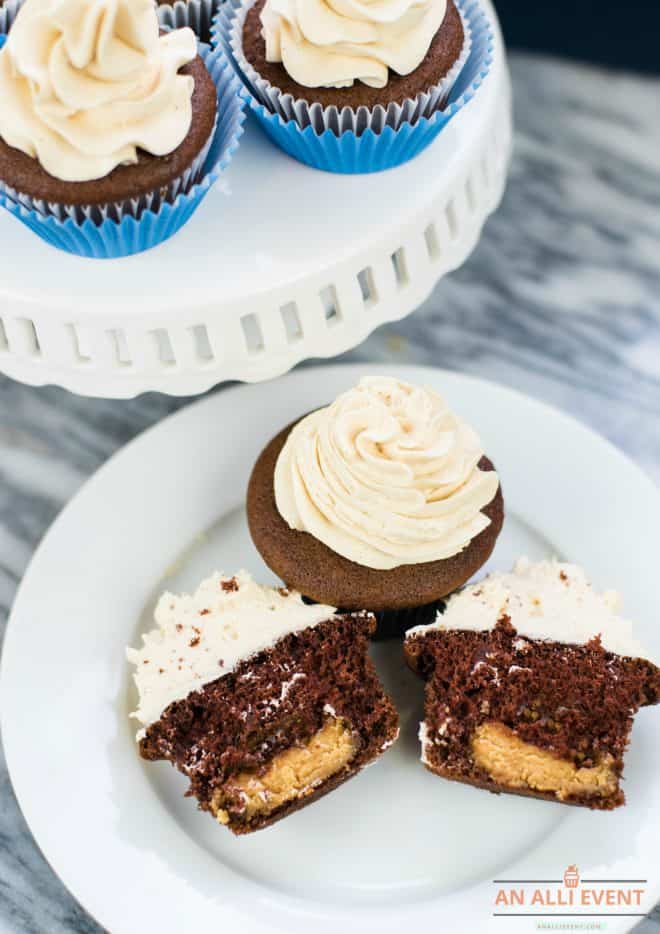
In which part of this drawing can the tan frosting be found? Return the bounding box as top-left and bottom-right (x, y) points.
(274, 376), (499, 571)
(260, 0), (448, 89)
(0, 0), (197, 183)
(127, 571), (339, 733)
(407, 558), (651, 659)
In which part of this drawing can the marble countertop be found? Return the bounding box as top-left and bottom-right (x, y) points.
(1, 52), (659, 933)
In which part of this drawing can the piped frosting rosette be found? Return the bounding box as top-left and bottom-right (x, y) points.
(274, 376), (501, 638)
(213, 0), (492, 173)
(0, 0), (245, 258)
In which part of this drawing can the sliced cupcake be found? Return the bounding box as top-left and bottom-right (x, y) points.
(128, 571), (399, 834)
(248, 376), (504, 638)
(404, 558), (660, 809)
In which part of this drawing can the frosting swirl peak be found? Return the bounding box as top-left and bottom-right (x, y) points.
(260, 0), (448, 90)
(274, 377), (500, 570)
(0, 0), (198, 182)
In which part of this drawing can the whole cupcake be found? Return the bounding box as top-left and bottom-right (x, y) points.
(247, 376), (504, 638)
(0, 0), (242, 256)
(215, 0), (489, 173)
(248, 0), (465, 113)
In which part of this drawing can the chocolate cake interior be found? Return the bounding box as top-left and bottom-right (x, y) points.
(140, 613), (398, 833)
(405, 619), (660, 809)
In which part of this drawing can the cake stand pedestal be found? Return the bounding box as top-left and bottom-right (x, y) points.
(0, 0), (511, 399)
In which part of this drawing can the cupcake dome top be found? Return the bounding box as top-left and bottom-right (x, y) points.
(274, 376), (500, 570)
(0, 0), (198, 182)
(127, 570), (341, 731)
(407, 558), (651, 660)
(260, 0), (449, 89)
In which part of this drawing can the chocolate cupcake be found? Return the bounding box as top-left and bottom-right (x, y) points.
(244, 0), (465, 112)
(128, 570), (399, 834)
(213, 0), (489, 173)
(248, 376), (504, 638)
(0, 0), (248, 256)
(0, 0), (216, 219)
(404, 559), (660, 809)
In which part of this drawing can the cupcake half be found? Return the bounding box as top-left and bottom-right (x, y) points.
(0, 0), (245, 257)
(214, 0), (492, 173)
(128, 571), (399, 834)
(404, 559), (660, 809)
(248, 376), (504, 637)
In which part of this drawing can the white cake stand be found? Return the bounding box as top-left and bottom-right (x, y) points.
(0, 0), (511, 399)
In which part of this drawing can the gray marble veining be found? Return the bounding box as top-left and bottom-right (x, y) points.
(1, 52), (659, 933)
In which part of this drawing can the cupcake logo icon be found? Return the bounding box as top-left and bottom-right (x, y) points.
(563, 865), (580, 889)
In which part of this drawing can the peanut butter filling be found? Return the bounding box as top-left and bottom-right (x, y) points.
(213, 717), (358, 825)
(471, 722), (617, 801)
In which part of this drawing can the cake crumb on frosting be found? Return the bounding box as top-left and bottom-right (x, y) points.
(127, 571), (338, 733)
(408, 557), (650, 660)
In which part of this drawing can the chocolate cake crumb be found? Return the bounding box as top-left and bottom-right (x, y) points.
(405, 620), (660, 810)
(140, 613), (399, 833)
(221, 577), (239, 593)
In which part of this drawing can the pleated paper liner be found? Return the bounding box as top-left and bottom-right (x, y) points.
(213, 0), (494, 173)
(157, 0), (225, 44)
(0, 0), (23, 34)
(0, 40), (246, 258)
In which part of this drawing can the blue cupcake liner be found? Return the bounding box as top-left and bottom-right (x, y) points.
(212, 0), (493, 174)
(0, 39), (246, 258)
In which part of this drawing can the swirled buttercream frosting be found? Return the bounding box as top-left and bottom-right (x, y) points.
(274, 376), (500, 570)
(128, 570), (340, 732)
(0, 0), (198, 183)
(260, 0), (449, 90)
(406, 558), (651, 660)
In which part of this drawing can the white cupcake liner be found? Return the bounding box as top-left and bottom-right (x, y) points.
(226, 0), (472, 136)
(0, 0), (25, 33)
(156, 0), (224, 43)
(0, 118), (216, 226)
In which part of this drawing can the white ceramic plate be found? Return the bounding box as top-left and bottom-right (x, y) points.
(2, 363), (659, 934)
